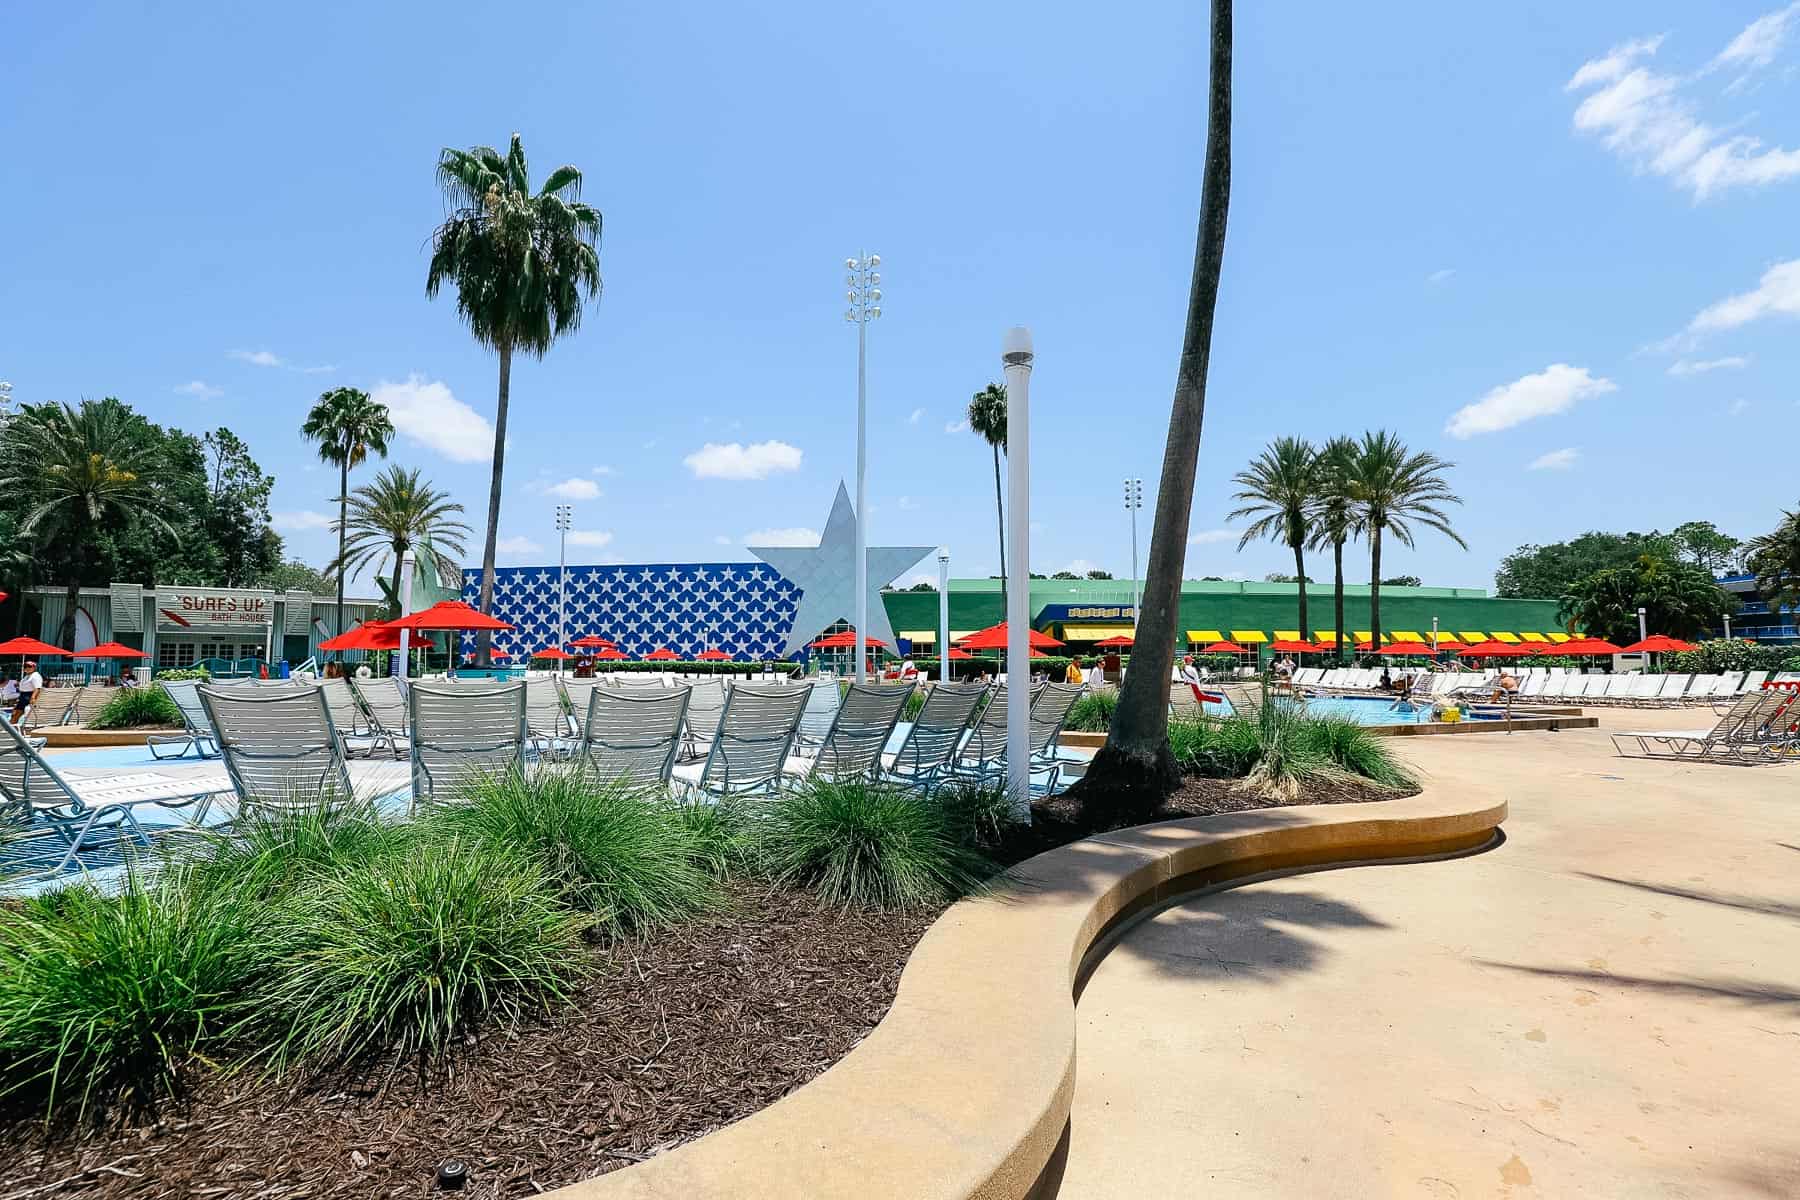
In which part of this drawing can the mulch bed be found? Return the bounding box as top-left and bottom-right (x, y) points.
(1151, 774), (1413, 818)
(0, 883), (938, 1199)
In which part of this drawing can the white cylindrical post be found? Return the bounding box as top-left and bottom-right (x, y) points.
(937, 548), (950, 682)
(556, 504), (572, 677)
(1724, 613), (1732, 641)
(1431, 615), (1439, 653)
(396, 550), (416, 681)
(1002, 327), (1033, 818)
(855, 309), (868, 684)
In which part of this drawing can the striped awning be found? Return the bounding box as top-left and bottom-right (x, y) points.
(1062, 624), (1136, 642)
(1391, 630), (1425, 642)
(1458, 631), (1487, 642)
(1230, 630), (1269, 643)
(1489, 631), (1521, 643)
(1546, 631), (1571, 643)
(1188, 629), (1225, 643)
(1518, 632), (1549, 643)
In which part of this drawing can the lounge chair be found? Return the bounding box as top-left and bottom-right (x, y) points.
(1738, 670), (1769, 695)
(0, 718), (228, 876)
(785, 682), (913, 783)
(313, 677), (381, 756)
(19, 685), (82, 731)
(409, 681), (528, 808)
(678, 678), (729, 762)
(672, 683), (812, 798)
(348, 675), (409, 757)
(794, 677), (844, 753)
(1609, 690), (1780, 762)
(521, 676), (572, 759)
(880, 682), (988, 795)
(199, 685), (354, 813)
(146, 679), (220, 760)
(558, 678), (605, 739)
(580, 686), (691, 786)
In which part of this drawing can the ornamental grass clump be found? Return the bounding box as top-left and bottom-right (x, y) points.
(259, 839), (588, 1070)
(1064, 689), (1117, 732)
(1167, 706), (1412, 799)
(438, 768), (713, 930)
(183, 797), (410, 902)
(0, 865), (269, 1120)
(87, 685), (182, 730)
(1296, 714), (1415, 789)
(756, 778), (994, 908)
(670, 796), (756, 879)
(938, 781), (1025, 852)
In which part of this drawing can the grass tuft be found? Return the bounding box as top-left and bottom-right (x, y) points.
(1064, 689), (1117, 732)
(184, 798), (409, 902)
(938, 782), (1026, 852)
(87, 686), (182, 730)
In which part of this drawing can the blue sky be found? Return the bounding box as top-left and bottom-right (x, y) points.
(6, 2), (1799, 595)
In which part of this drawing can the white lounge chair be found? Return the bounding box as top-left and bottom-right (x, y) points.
(146, 679), (221, 759)
(672, 683), (812, 798)
(409, 681), (528, 808)
(198, 685), (353, 815)
(881, 682), (988, 795)
(1611, 690), (1791, 762)
(348, 675), (409, 757)
(785, 682), (913, 783)
(580, 686), (691, 787)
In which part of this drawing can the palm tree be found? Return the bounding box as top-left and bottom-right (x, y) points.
(427, 133), (602, 661)
(1227, 437), (1317, 638)
(1307, 435), (1361, 663)
(300, 387), (393, 639)
(967, 383), (1008, 612)
(331, 466), (472, 615)
(1745, 505), (1800, 614)
(1349, 431), (1466, 640)
(1077, 0), (1233, 815)
(0, 399), (177, 646)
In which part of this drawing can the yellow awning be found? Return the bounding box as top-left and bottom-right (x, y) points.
(899, 630), (936, 644)
(1230, 630), (1269, 643)
(1489, 631), (1521, 643)
(1273, 630), (1301, 641)
(1187, 629), (1225, 643)
(1390, 630), (1425, 642)
(1312, 630), (1340, 643)
(1519, 632), (1549, 643)
(1062, 624), (1136, 642)
(1458, 631), (1487, 642)
(1546, 631), (1571, 643)
(1353, 630), (1378, 643)
(1434, 632), (1463, 645)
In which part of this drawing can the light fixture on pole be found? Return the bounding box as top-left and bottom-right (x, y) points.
(1124, 477), (1144, 618)
(1637, 606), (1648, 644)
(937, 547), (950, 683)
(396, 550), (416, 681)
(1723, 613), (1732, 641)
(1431, 615), (1439, 654)
(844, 252), (882, 682)
(1001, 326), (1033, 820)
(555, 505), (572, 674)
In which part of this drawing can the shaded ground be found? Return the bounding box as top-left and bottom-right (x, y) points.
(0, 883), (936, 1199)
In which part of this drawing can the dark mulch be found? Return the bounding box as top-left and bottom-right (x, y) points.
(0, 883), (938, 1199)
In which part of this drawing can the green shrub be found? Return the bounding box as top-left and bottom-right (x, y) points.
(1166, 708), (1412, 796)
(756, 778), (994, 908)
(259, 839), (588, 1068)
(938, 782), (1024, 852)
(903, 687), (927, 722)
(1295, 716), (1416, 789)
(184, 799), (411, 902)
(670, 797), (755, 878)
(1662, 638), (1797, 675)
(1244, 703), (1338, 799)
(149, 667), (210, 683)
(1065, 689), (1117, 732)
(87, 685), (182, 729)
(0, 864), (268, 1118)
(437, 769), (714, 930)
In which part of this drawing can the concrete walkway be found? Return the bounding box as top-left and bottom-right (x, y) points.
(1062, 708), (1800, 1198)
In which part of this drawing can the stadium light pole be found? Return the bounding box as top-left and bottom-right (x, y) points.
(938, 548), (950, 682)
(555, 505), (572, 675)
(844, 252), (881, 682)
(1002, 327), (1033, 820)
(1124, 477), (1144, 617)
(396, 549), (415, 681)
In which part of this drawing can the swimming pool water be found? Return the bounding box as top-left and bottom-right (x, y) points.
(1279, 695), (1499, 727)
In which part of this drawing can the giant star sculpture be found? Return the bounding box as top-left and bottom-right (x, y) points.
(750, 482), (934, 657)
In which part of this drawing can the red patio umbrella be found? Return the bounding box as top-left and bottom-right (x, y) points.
(944, 647), (975, 660)
(569, 635), (615, 650)
(1269, 638), (1319, 654)
(1559, 637), (1623, 655)
(1093, 634), (1135, 648)
(1619, 635), (1695, 654)
(809, 630), (889, 649)
(72, 641), (150, 660)
(0, 636), (72, 658)
(1199, 640), (1242, 654)
(319, 621), (406, 652)
(532, 647), (574, 660)
(954, 622), (1064, 651)
(1377, 641), (1435, 656)
(595, 647), (628, 660)
(490, 649), (513, 661)
(388, 600), (514, 632)
(644, 647), (679, 661)
(1457, 641), (1535, 658)
(696, 649), (733, 661)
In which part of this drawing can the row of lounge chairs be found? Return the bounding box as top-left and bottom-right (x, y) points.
(1291, 667), (1789, 709)
(1612, 687), (1799, 763)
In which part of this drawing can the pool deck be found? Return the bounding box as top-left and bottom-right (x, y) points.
(1058, 705), (1800, 1198)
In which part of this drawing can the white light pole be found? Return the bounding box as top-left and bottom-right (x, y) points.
(1637, 606), (1648, 643)
(396, 549), (416, 681)
(844, 252), (882, 682)
(938, 548), (950, 683)
(1723, 613), (1732, 642)
(555, 505), (572, 675)
(1124, 477), (1144, 618)
(1431, 615), (1439, 654)
(1002, 327), (1033, 819)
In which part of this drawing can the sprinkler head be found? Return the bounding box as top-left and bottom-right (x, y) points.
(436, 1160), (468, 1191)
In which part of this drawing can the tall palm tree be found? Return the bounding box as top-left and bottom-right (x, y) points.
(1078, 0), (1233, 815)
(331, 466), (472, 615)
(1349, 431), (1466, 640)
(427, 133), (603, 661)
(300, 387), (393, 639)
(1307, 436), (1362, 663)
(967, 383), (1008, 613)
(1227, 437), (1317, 638)
(1745, 505), (1800, 614)
(0, 399), (177, 646)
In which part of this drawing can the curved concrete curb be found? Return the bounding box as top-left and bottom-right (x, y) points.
(547, 788), (1506, 1200)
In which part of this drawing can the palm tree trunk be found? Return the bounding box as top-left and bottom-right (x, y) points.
(59, 579), (79, 650)
(1292, 541), (1308, 640)
(1074, 0), (1231, 819)
(476, 342), (513, 665)
(1332, 537), (1345, 664)
(334, 452), (349, 647)
(1369, 526), (1383, 648)
(991, 444), (1007, 619)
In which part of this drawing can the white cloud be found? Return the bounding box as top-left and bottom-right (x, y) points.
(1687, 259), (1800, 333)
(1565, 19), (1800, 200)
(743, 527), (819, 547)
(373, 374), (495, 463)
(566, 529), (614, 548)
(682, 440), (803, 480)
(589, 465), (615, 476)
(173, 380), (222, 398)
(1426, 268), (1455, 285)
(1526, 448), (1581, 471)
(272, 509), (333, 531)
(1711, 3), (1800, 77)
(1445, 364), (1617, 439)
(543, 477), (602, 501)
(1187, 528), (1239, 545)
(494, 535), (543, 557)
(1668, 354), (1750, 376)
(904, 572), (938, 589)
(945, 419), (969, 434)
(1062, 559), (1104, 576)
(1728, 397), (1751, 416)
(908, 408), (926, 425)
(229, 349), (283, 367)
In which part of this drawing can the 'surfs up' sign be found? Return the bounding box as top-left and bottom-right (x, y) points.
(155, 588), (275, 631)
(1037, 604), (1137, 622)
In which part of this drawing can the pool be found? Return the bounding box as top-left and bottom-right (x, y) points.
(1277, 695), (1503, 727)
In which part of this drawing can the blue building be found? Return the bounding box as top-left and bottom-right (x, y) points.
(1714, 572), (1798, 644)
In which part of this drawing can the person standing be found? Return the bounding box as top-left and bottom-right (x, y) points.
(13, 659), (43, 725)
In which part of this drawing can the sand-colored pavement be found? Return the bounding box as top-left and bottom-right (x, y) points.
(1060, 709), (1800, 1198)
